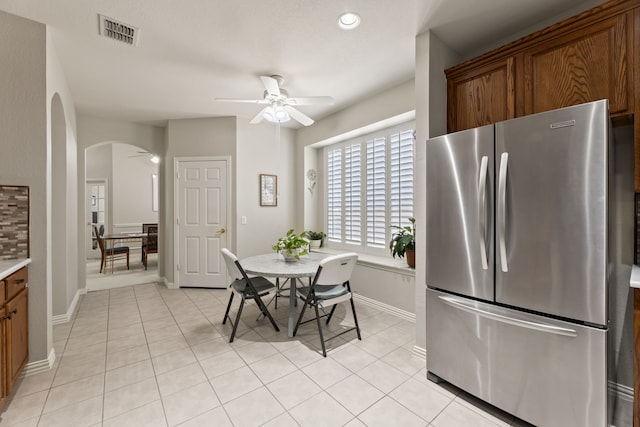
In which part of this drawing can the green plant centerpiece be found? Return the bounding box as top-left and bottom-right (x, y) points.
(272, 229), (310, 261)
(389, 217), (416, 268)
(305, 230), (326, 249)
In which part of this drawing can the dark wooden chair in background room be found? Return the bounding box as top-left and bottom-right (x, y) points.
(94, 225), (129, 273)
(142, 225), (158, 270)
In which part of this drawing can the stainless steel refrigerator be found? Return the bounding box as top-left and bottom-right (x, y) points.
(425, 100), (610, 426)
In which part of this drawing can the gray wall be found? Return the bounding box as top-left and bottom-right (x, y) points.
(0, 10), (48, 361)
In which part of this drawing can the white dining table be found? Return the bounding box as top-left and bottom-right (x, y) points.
(240, 252), (328, 337)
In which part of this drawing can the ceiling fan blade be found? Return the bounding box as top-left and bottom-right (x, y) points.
(215, 98), (269, 104)
(284, 105), (314, 126)
(260, 76), (281, 97)
(250, 107), (269, 124)
(286, 96), (334, 106)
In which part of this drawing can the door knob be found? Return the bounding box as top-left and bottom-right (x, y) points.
(217, 228), (226, 234)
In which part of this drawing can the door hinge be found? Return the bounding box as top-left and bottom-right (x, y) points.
(176, 172), (180, 179)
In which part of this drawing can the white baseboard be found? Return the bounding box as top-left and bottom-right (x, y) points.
(162, 276), (178, 289)
(51, 288), (83, 325)
(22, 348), (56, 376)
(353, 293), (415, 323)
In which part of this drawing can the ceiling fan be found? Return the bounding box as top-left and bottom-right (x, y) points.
(128, 150), (160, 164)
(215, 75), (334, 126)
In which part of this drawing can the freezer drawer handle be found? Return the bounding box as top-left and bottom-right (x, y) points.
(498, 152), (509, 272)
(478, 156), (489, 270)
(438, 295), (578, 337)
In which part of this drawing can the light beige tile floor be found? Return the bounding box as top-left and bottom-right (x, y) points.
(0, 282), (532, 427)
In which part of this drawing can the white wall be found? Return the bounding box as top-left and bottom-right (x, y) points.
(0, 10), (48, 362)
(236, 122), (296, 258)
(111, 143), (158, 227)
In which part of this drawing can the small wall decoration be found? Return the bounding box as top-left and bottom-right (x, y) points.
(306, 169), (317, 195)
(260, 174), (277, 206)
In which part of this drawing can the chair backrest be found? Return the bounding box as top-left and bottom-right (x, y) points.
(93, 225), (105, 253)
(314, 253), (358, 286)
(147, 225), (158, 248)
(142, 223), (157, 233)
(221, 248), (244, 281)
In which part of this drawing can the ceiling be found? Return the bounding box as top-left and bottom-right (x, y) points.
(0, 0), (603, 128)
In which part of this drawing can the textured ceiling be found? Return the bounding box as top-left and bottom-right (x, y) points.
(0, 0), (604, 127)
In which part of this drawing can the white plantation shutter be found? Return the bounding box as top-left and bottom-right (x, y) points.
(327, 148), (342, 241)
(390, 129), (414, 229)
(344, 144), (361, 244)
(324, 122), (414, 254)
(366, 138), (386, 247)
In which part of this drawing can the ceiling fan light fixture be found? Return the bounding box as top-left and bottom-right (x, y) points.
(338, 12), (361, 30)
(263, 104), (290, 123)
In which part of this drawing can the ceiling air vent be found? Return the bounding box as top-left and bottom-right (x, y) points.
(99, 14), (139, 46)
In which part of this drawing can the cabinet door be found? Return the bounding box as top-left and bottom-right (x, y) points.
(446, 57), (515, 132)
(523, 13), (631, 116)
(6, 288), (28, 390)
(0, 307), (6, 410)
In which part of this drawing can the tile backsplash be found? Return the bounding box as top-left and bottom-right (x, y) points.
(0, 186), (29, 260)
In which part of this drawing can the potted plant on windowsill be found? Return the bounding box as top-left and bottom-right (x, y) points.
(272, 229), (310, 261)
(305, 231), (326, 249)
(389, 217), (416, 268)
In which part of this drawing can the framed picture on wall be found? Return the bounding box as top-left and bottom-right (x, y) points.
(260, 174), (277, 207)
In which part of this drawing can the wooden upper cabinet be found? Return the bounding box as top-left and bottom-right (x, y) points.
(445, 0), (637, 134)
(447, 58), (515, 133)
(523, 13), (631, 116)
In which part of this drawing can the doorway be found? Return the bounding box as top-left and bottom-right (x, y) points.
(86, 179), (106, 260)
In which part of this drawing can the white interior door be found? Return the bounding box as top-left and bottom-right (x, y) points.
(86, 180), (107, 259)
(176, 159), (229, 288)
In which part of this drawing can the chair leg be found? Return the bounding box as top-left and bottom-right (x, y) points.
(314, 304), (327, 357)
(293, 298), (310, 336)
(350, 296), (362, 340)
(326, 305), (338, 325)
(143, 250), (147, 270)
(222, 292), (235, 325)
(229, 298), (245, 343)
(126, 252), (130, 270)
(254, 295), (280, 332)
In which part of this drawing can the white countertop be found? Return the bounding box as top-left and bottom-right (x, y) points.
(631, 265), (640, 288)
(0, 258), (31, 280)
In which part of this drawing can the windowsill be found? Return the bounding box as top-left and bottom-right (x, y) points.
(310, 247), (415, 277)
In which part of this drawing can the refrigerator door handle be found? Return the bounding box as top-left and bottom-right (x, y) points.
(478, 156), (489, 270)
(498, 152), (509, 272)
(438, 295), (578, 337)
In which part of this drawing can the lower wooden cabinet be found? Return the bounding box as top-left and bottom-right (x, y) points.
(6, 288), (28, 389)
(0, 305), (6, 410)
(0, 267), (29, 412)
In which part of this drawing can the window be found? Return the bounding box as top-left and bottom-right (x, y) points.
(325, 122), (414, 255)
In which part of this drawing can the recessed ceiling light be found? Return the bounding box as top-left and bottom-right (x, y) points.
(338, 12), (361, 30)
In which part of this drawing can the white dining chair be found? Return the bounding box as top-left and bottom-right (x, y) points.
(220, 248), (280, 342)
(293, 252), (360, 356)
